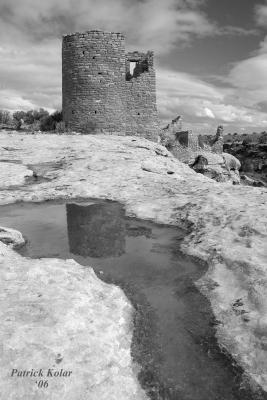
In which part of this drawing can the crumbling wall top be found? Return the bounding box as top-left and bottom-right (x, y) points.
(63, 30), (125, 40)
(126, 50), (154, 60)
(125, 50), (154, 80)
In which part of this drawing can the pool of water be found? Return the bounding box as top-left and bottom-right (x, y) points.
(0, 199), (265, 400)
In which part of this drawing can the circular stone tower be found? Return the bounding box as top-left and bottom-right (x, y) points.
(62, 30), (126, 133)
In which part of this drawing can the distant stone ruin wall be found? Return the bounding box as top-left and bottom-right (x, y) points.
(125, 51), (159, 141)
(62, 30), (159, 140)
(161, 116), (226, 154)
(161, 117), (200, 152)
(175, 131), (198, 150)
(188, 132), (200, 151)
(165, 130), (198, 153)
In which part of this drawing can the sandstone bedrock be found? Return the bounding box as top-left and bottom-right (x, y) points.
(0, 132), (266, 398)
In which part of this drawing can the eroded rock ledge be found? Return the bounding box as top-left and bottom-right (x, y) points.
(0, 132), (266, 396)
(0, 230), (146, 400)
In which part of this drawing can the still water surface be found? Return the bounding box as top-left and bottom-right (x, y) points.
(0, 200), (265, 400)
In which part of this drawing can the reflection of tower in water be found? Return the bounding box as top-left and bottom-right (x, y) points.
(66, 202), (126, 258)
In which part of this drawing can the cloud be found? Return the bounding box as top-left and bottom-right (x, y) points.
(229, 54), (267, 87)
(0, 40), (61, 111)
(0, 0), (216, 54)
(0, 89), (37, 111)
(157, 70), (223, 101)
(203, 107), (215, 119)
(255, 2), (267, 27)
(218, 5), (267, 123)
(226, 35), (267, 110)
(218, 26), (259, 36)
(157, 68), (267, 132)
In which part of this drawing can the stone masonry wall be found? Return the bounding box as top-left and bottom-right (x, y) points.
(187, 131), (199, 151)
(125, 51), (159, 141)
(62, 30), (159, 140)
(62, 31), (126, 134)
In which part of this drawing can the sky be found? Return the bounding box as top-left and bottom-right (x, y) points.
(1, 0), (267, 134)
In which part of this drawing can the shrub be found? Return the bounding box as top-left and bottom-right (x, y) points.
(32, 108), (49, 121)
(14, 119), (22, 131)
(39, 110), (63, 131)
(259, 132), (267, 144)
(13, 110), (26, 122)
(40, 115), (56, 131)
(242, 136), (254, 145)
(52, 110), (62, 123)
(0, 110), (12, 125)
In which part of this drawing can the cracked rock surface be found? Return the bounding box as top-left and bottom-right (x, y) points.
(0, 132), (266, 396)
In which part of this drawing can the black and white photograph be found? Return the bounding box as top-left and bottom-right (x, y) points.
(0, 0), (266, 399)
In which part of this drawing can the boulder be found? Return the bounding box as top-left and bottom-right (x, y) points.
(222, 152), (241, 172)
(188, 151), (241, 184)
(240, 174), (266, 187)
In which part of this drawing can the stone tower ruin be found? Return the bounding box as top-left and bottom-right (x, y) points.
(62, 30), (159, 141)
